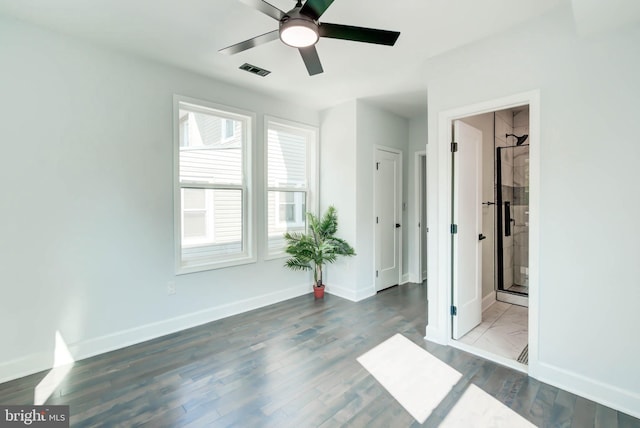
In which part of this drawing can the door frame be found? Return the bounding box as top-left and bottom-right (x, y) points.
(413, 151), (427, 283)
(425, 90), (540, 376)
(374, 145), (403, 291)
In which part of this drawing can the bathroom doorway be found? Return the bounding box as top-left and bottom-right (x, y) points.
(425, 90), (540, 373)
(453, 105), (531, 368)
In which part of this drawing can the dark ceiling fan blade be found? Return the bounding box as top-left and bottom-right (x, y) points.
(300, 0), (335, 21)
(239, 0), (286, 21)
(319, 23), (400, 46)
(219, 30), (280, 55)
(298, 46), (324, 75)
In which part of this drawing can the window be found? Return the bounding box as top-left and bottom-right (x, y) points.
(222, 118), (236, 141)
(266, 117), (318, 257)
(276, 190), (305, 227)
(174, 96), (254, 273)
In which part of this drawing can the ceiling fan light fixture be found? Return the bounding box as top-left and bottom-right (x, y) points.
(279, 19), (318, 48)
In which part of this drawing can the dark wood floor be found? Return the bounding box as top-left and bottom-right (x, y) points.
(1, 283), (638, 427)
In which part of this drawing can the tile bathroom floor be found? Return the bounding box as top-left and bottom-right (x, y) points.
(458, 301), (528, 361)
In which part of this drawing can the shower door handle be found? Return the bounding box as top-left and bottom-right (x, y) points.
(504, 201), (511, 237)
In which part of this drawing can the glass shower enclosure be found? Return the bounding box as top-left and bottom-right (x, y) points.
(496, 144), (529, 295)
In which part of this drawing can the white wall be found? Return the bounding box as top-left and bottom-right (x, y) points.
(0, 16), (320, 382)
(407, 115), (428, 283)
(320, 101), (410, 300)
(425, 4), (640, 417)
(356, 101), (410, 288)
(319, 100), (358, 295)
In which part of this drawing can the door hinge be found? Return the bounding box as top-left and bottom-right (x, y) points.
(451, 142), (458, 153)
(376, 216), (379, 224)
(376, 270), (379, 277)
(451, 224), (458, 234)
(451, 306), (457, 316)
(376, 162), (380, 170)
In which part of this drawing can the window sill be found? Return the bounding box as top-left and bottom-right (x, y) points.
(176, 255), (256, 275)
(264, 251), (289, 262)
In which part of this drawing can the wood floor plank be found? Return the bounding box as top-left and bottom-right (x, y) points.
(571, 396), (597, 428)
(550, 389), (578, 428)
(595, 404), (619, 428)
(1, 283), (639, 427)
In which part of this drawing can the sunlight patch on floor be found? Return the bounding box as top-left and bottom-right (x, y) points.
(34, 331), (75, 405)
(358, 334), (462, 423)
(358, 333), (534, 426)
(441, 384), (535, 427)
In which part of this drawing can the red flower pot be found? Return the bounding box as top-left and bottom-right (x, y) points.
(313, 285), (325, 299)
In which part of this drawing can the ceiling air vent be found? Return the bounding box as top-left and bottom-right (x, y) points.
(239, 63), (271, 77)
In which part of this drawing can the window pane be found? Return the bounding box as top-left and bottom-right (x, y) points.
(179, 109), (242, 185)
(223, 119), (235, 139)
(181, 189), (243, 264)
(267, 126), (307, 188)
(183, 212), (207, 238)
(268, 191), (306, 252)
(183, 188), (206, 209)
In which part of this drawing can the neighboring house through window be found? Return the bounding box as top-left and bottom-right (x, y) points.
(266, 117), (318, 257)
(174, 96), (254, 273)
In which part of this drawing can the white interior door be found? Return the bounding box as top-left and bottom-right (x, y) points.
(421, 155), (428, 281)
(452, 120), (483, 339)
(375, 148), (402, 291)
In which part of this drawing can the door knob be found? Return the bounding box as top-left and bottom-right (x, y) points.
(395, 223), (401, 228)
(479, 234), (487, 241)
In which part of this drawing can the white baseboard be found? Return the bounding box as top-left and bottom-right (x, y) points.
(400, 273), (412, 284)
(536, 361), (640, 420)
(482, 292), (497, 311)
(0, 283), (310, 384)
(425, 326), (448, 346)
(326, 283), (375, 302)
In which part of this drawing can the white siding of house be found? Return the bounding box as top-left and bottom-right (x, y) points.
(266, 124), (309, 253)
(178, 109), (245, 265)
(180, 149), (242, 185)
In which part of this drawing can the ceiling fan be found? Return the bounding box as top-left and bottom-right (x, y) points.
(220, 0), (401, 76)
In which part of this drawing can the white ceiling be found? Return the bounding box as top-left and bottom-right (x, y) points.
(0, 0), (580, 118)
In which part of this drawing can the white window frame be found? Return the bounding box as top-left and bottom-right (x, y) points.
(264, 116), (318, 259)
(173, 95), (256, 274)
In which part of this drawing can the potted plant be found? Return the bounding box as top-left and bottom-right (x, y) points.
(284, 206), (355, 298)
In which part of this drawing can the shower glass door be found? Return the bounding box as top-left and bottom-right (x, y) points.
(496, 145), (529, 295)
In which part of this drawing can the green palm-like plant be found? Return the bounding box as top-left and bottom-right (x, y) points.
(284, 206), (355, 289)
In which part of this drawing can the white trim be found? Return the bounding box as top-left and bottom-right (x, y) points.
(0, 283), (311, 384)
(405, 274), (420, 284)
(535, 362), (640, 420)
(482, 292), (496, 312)
(425, 90), (540, 378)
(414, 151), (427, 286)
(326, 282), (376, 302)
(400, 273), (411, 284)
